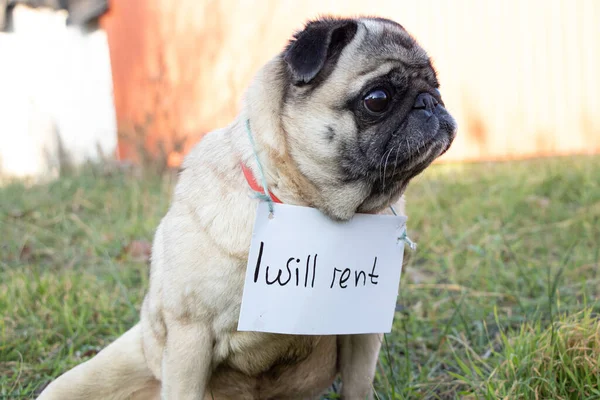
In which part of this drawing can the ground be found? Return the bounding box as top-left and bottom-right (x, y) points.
(1, 156), (599, 399)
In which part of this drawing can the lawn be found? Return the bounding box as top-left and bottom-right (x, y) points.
(1, 156), (599, 399)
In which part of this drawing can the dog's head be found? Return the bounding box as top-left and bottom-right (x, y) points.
(248, 16), (457, 221)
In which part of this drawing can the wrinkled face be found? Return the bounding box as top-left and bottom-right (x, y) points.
(280, 17), (457, 218)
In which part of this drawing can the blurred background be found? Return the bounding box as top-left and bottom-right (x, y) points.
(1, 0), (599, 181)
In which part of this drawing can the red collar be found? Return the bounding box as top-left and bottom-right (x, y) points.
(240, 162), (282, 204)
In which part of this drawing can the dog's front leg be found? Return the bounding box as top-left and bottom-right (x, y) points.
(161, 322), (213, 400)
(337, 333), (383, 400)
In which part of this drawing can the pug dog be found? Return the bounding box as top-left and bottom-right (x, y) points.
(37, 15), (456, 400)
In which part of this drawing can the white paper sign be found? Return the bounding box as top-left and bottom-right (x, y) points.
(237, 202), (407, 335)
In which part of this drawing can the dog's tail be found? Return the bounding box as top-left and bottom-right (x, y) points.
(37, 323), (159, 400)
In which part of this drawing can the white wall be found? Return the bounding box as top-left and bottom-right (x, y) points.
(0, 5), (117, 183)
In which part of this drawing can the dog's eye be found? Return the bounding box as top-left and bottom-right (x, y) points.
(363, 89), (390, 113)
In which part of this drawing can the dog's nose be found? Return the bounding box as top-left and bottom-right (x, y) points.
(413, 93), (439, 112)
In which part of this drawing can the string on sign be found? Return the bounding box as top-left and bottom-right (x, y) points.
(389, 205), (417, 251)
(245, 119), (275, 217)
(245, 119), (418, 250)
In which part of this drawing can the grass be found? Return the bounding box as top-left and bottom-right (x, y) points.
(1, 155), (599, 399)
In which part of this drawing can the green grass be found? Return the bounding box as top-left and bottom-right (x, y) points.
(1, 156), (599, 399)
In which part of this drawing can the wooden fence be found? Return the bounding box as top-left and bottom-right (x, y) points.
(99, 0), (600, 165)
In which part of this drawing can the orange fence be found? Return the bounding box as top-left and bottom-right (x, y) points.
(100, 0), (600, 166)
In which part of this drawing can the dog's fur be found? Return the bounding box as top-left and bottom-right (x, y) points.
(37, 16), (456, 400)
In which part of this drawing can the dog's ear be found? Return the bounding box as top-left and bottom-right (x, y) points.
(283, 18), (358, 85)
